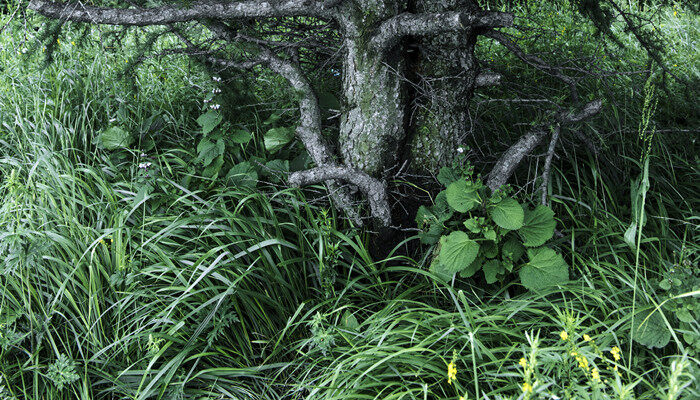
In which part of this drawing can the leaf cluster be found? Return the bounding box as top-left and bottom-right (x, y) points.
(417, 165), (567, 291)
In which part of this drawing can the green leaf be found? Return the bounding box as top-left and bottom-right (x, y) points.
(676, 308), (695, 324)
(446, 180), (480, 213)
(196, 138), (225, 166)
(196, 110), (222, 135)
(463, 218), (481, 233)
(420, 223), (444, 245)
(502, 237), (525, 263)
(98, 126), (133, 150)
(226, 162), (258, 188)
(483, 227), (497, 241)
(264, 127), (294, 153)
(416, 206), (444, 244)
(632, 310), (671, 348)
(433, 191), (454, 222)
(438, 231), (480, 274)
(230, 129), (253, 144)
(481, 241), (498, 258)
(519, 247), (569, 291)
(341, 310), (359, 330)
(459, 255), (482, 278)
(203, 154), (225, 178)
(490, 198), (524, 230)
(437, 166), (460, 186)
(416, 206), (435, 228)
(519, 205), (556, 247)
(483, 260), (501, 284)
(623, 222), (637, 249)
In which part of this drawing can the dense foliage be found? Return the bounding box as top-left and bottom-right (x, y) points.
(0, 1), (698, 399)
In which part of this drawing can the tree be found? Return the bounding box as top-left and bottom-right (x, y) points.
(29, 0), (670, 227)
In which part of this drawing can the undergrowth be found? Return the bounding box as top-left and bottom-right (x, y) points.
(0, 1), (698, 399)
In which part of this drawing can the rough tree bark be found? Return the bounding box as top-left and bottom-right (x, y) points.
(29, 0), (599, 227)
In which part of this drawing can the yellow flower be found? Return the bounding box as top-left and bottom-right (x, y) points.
(71, 41), (76, 46)
(583, 334), (591, 342)
(519, 358), (527, 368)
(460, 397), (466, 400)
(591, 367), (601, 383)
(447, 361), (457, 385)
(560, 330), (568, 341)
(522, 382), (533, 393)
(57, 38), (60, 44)
(576, 355), (590, 371)
(610, 346), (621, 361)
(674, 10), (677, 17)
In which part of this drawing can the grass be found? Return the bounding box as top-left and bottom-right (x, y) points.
(0, 1), (698, 399)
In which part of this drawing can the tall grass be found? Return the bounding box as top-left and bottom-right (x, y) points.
(1, 2), (698, 399)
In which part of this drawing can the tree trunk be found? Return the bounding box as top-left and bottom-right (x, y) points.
(407, 0), (480, 174)
(337, 1), (405, 177)
(336, 0), (482, 178)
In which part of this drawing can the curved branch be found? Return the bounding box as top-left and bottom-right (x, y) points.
(28, 0), (335, 26)
(177, 25), (389, 226)
(486, 100), (602, 192)
(289, 165), (391, 226)
(370, 10), (513, 53)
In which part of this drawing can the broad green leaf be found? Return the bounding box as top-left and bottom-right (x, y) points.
(196, 138), (225, 166)
(463, 218), (480, 233)
(419, 223), (444, 245)
(459, 255), (482, 278)
(483, 227), (497, 241)
(490, 198), (524, 230)
(632, 310), (671, 348)
(446, 180), (480, 213)
(196, 110), (222, 135)
(203, 154), (224, 178)
(676, 308), (694, 324)
(226, 162), (258, 188)
(437, 166), (460, 186)
(433, 191), (454, 222)
(429, 238), (453, 281)
(519, 247), (569, 291)
(438, 231), (480, 274)
(481, 241), (498, 258)
(483, 260), (501, 284)
(264, 127), (294, 153)
(261, 159), (289, 183)
(98, 126), (133, 150)
(519, 205), (556, 247)
(230, 129), (253, 144)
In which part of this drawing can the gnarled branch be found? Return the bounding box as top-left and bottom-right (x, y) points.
(28, 0), (336, 26)
(289, 165), (391, 226)
(370, 10), (513, 53)
(486, 100), (602, 192)
(178, 23), (390, 226)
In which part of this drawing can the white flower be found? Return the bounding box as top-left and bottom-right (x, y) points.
(212, 76), (222, 82)
(138, 162), (152, 169)
(212, 88), (222, 94)
(203, 99), (211, 103)
(457, 147), (465, 153)
(210, 104), (221, 110)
